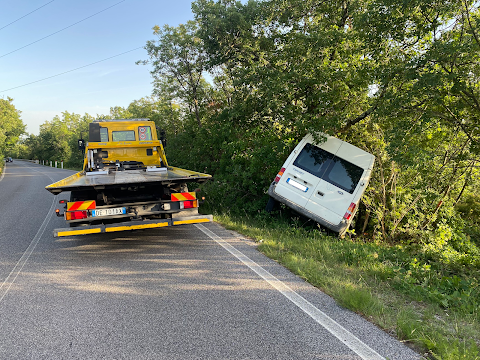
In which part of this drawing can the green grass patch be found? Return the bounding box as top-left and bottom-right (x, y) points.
(212, 211), (480, 360)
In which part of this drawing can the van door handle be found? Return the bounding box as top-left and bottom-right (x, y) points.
(317, 191), (324, 196)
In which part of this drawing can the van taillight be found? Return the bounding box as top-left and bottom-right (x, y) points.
(344, 203), (356, 220)
(274, 167), (286, 183)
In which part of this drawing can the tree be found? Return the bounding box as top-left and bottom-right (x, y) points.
(187, 0), (480, 242)
(33, 112), (93, 168)
(139, 21), (210, 128)
(127, 96), (182, 136)
(0, 97), (25, 157)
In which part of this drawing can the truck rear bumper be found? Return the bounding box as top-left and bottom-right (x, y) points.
(53, 214), (213, 237)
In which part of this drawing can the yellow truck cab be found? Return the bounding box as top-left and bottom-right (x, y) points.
(84, 119), (167, 172)
(46, 119), (212, 237)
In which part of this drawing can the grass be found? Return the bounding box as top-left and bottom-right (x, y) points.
(211, 210), (480, 360)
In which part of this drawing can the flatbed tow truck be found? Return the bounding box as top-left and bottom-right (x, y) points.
(46, 119), (212, 237)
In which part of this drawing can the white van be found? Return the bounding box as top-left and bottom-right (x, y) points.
(267, 133), (375, 236)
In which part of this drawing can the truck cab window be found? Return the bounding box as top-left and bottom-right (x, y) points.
(138, 126), (152, 140)
(112, 130), (135, 141)
(100, 127), (108, 142)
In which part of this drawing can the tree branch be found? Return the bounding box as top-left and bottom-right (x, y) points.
(339, 84), (388, 132)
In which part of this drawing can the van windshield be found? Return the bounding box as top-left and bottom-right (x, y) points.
(293, 142), (364, 194)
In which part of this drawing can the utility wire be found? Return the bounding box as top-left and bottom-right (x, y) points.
(0, 0), (125, 59)
(0, 47), (143, 92)
(0, 0), (55, 31)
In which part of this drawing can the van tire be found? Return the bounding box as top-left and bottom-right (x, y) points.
(265, 197), (278, 212)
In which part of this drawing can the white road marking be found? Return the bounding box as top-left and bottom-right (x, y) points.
(0, 162), (57, 303)
(0, 162), (6, 182)
(195, 223), (385, 360)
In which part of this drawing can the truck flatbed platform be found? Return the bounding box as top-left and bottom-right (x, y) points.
(46, 166), (212, 195)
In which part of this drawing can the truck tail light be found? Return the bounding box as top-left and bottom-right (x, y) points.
(344, 203), (356, 220)
(65, 211), (88, 221)
(274, 167), (285, 183)
(180, 200), (198, 209)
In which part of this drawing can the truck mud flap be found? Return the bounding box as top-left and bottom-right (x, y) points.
(53, 215), (213, 237)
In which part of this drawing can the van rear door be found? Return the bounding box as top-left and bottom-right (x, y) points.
(273, 143), (322, 208)
(305, 141), (373, 221)
(274, 138), (341, 209)
(305, 155), (365, 222)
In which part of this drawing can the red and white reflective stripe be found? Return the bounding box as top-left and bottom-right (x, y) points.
(274, 167), (286, 183)
(344, 203), (356, 220)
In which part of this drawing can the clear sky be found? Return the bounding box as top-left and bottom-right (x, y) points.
(1, 0), (196, 135)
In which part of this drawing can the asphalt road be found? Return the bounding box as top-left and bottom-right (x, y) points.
(0, 160), (421, 360)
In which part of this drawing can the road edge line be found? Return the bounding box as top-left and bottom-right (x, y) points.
(195, 223), (386, 360)
(0, 160), (6, 182)
(0, 162), (57, 303)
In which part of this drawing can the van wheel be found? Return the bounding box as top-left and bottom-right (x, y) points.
(265, 197), (278, 212)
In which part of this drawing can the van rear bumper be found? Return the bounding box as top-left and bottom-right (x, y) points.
(268, 183), (349, 235)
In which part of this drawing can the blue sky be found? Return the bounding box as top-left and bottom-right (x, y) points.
(1, 0), (196, 134)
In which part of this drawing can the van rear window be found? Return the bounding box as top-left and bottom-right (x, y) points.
(293, 143), (333, 178)
(325, 158), (364, 193)
(293, 143), (364, 194)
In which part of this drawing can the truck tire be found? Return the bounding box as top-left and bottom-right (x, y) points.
(265, 197), (278, 212)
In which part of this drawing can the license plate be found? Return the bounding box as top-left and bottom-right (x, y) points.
(92, 207), (126, 217)
(286, 178), (308, 192)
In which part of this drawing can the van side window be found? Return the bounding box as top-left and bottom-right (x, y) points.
(293, 143), (333, 177)
(100, 127), (108, 142)
(325, 158), (364, 194)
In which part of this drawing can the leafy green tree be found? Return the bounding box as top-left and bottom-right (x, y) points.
(188, 0), (480, 246)
(139, 21), (211, 127)
(0, 97), (25, 158)
(127, 96), (182, 136)
(34, 112), (93, 168)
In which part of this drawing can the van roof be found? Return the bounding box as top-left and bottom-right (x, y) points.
(303, 133), (375, 169)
